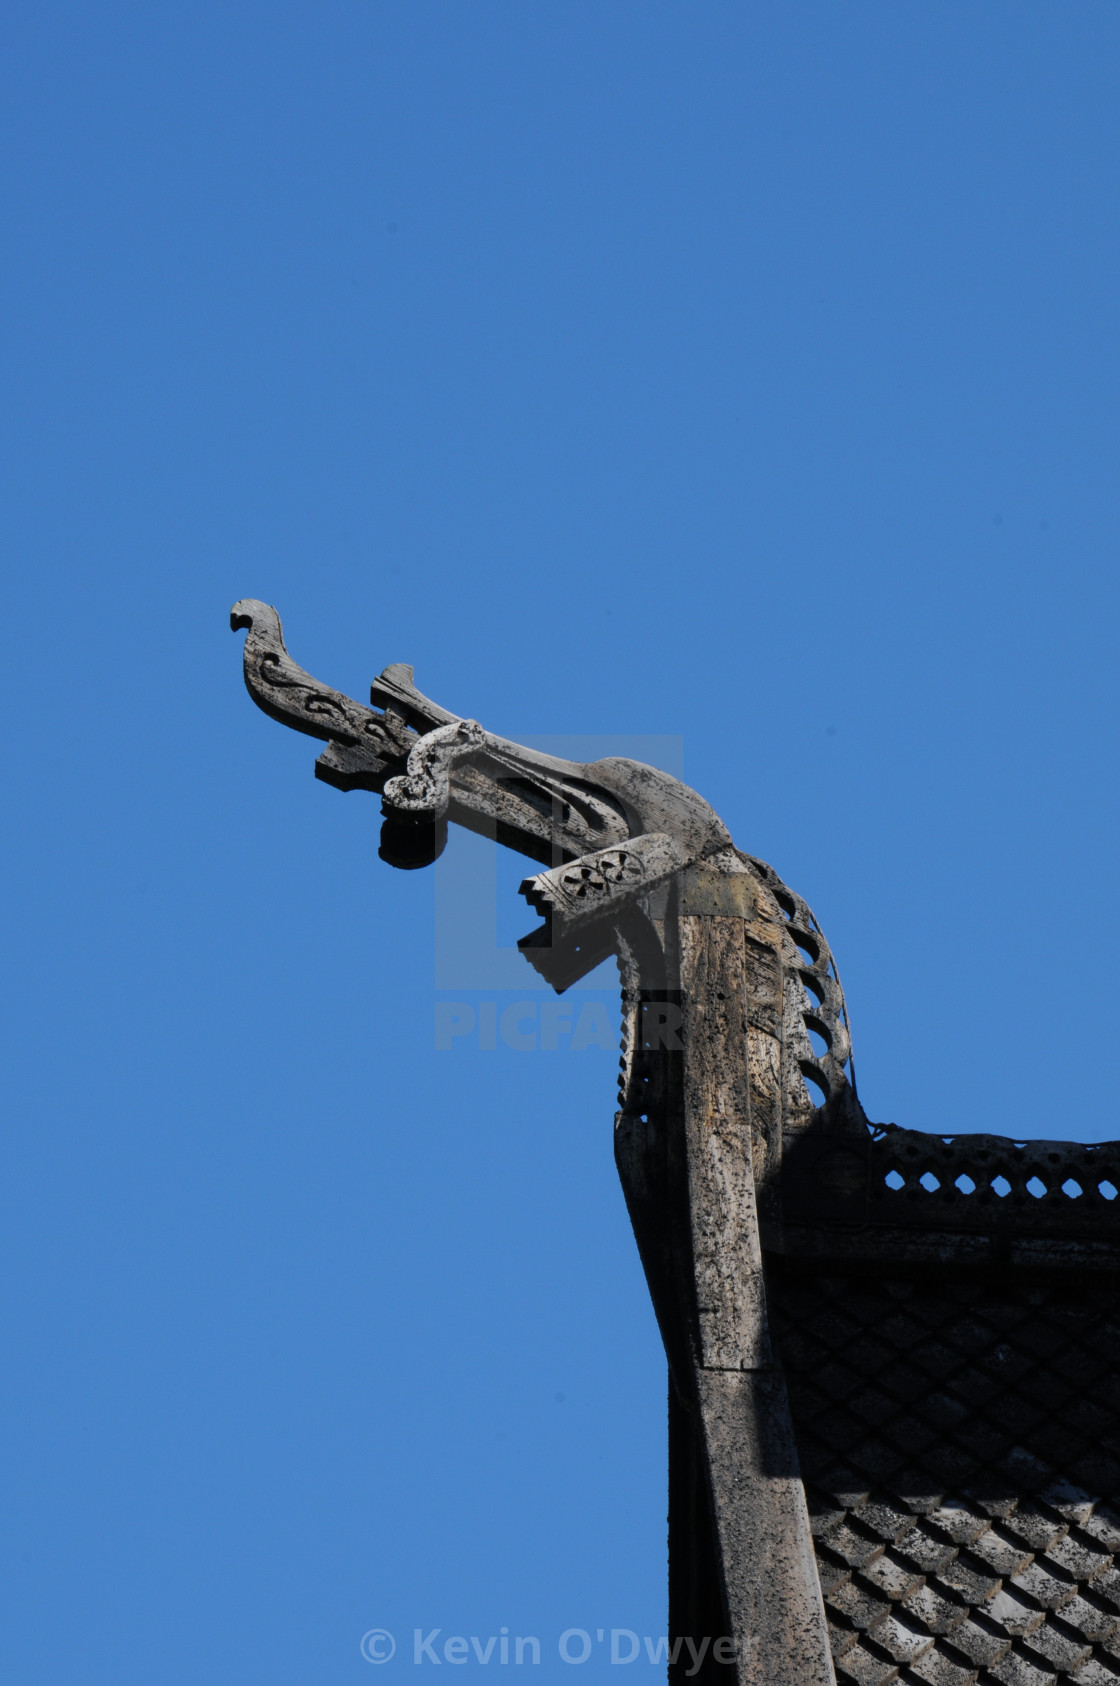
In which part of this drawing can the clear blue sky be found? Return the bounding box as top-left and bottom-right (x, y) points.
(2, 5), (1118, 1682)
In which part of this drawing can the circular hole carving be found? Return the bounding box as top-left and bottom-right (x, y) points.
(790, 928), (820, 965)
(1026, 1176), (1047, 1199)
(920, 1171), (940, 1193)
(803, 1010), (831, 1038)
(799, 1063), (829, 1108)
(1062, 1178), (1083, 1198)
(885, 1169), (906, 1191)
(1100, 1180), (1118, 1201)
(955, 1173), (976, 1194)
(991, 1175), (1012, 1198)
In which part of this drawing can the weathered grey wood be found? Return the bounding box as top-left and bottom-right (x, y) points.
(676, 891), (834, 1685)
(677, 908), (768, 1372)
(695, 1368), (835, 1686)
(231, 601), (844, 1681)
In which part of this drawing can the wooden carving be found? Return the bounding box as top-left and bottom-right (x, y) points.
(233, 602), (1120, 1686)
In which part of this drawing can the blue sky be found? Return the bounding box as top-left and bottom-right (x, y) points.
(2, 4), (1118, 1682)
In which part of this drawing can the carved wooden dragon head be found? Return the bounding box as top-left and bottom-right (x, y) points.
(231, 597), (852, 1109)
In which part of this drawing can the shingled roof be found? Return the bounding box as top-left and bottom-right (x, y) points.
(769, 1122), (1120, 1686)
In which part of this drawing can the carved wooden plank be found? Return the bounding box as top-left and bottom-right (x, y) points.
(742, 928), (785, 1237)
(678, 910), (769, 1372)
(678, 883), (834, 1685)
(696, 1368), (836, 1686)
